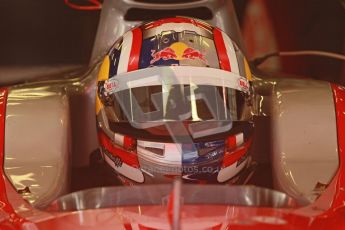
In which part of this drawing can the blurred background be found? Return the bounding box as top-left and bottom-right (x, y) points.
(0, 0), (344, 84)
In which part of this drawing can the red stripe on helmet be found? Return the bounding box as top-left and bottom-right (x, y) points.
(222, 138), (252, 167)
(143, 17), (213, 31)
(226, 135), (237, 150)
(213, 28), (231, 71)
(98, 131), (139, 168)
(127, 27), (143, 72)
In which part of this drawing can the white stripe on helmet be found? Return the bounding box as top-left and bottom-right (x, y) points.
(117, 30), (133, 74)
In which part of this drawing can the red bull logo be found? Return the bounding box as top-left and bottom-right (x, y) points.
(150, 42), (207, 65)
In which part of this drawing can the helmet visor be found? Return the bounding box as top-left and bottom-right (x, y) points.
(100, 66), (251, 125)
(108, 85), (248, 123)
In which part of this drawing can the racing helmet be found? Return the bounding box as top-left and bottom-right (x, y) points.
(96, 17), (254, 185)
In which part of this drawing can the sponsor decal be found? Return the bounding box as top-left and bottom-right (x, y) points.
(195, 140), (225, 159)
(104, 148), (123, 167)
(150, 42), (207, 64)
(181, 140), (224, 165)
(113, 156), (123, 167)
(239, 78), (249, 91)
(104, 79), (119, 93)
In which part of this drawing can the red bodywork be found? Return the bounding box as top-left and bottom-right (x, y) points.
(1, 85), (345, 229)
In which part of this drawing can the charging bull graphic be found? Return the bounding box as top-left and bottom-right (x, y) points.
(150, 42), (207, 64)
